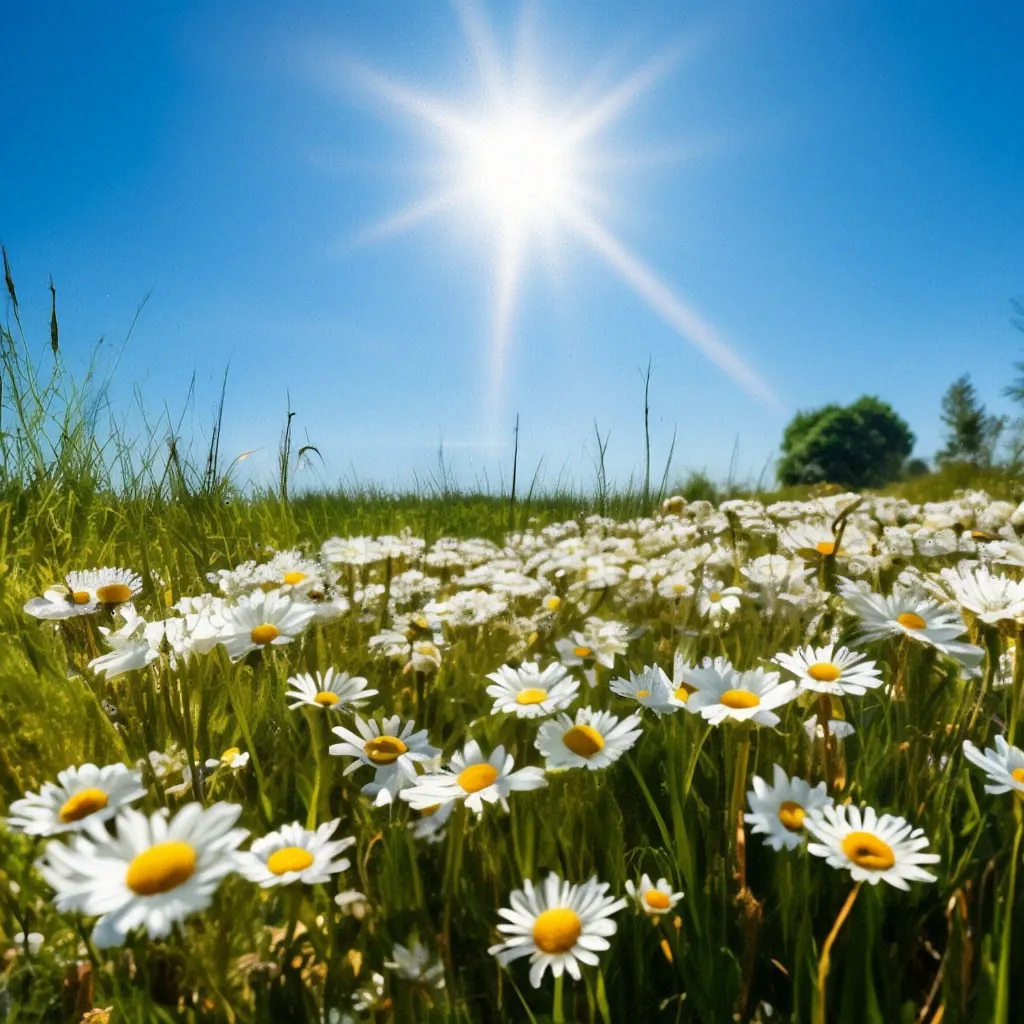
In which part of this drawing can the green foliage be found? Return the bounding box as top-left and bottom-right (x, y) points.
(777, 396), (915, 489)
(937, 374), (1004, 467)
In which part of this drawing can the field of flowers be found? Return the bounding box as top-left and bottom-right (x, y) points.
(3, 485), (1024, 1022)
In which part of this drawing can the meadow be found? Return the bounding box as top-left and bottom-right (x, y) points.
(3, 306), (1024, 1023)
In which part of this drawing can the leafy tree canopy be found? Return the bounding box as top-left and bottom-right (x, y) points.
(777, 395), (915, 488)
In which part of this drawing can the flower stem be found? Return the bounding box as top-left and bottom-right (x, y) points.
(995, 800), (1024, 1024)
(552, 971), (565, 1024)
(815, 883), (861, 1024)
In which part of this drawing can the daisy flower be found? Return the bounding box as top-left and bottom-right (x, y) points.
(37, 802), (247, 948)
(624, 874), (684, 915)
(609, 665), (679, 716)
(535, 707), (643, 771)
(285, 668), (378, 711)
(399, 740), (546, 816)
(66, 568), (143, 607)
(384, 940), (446, 988)
(23, 586), (97, 620)
(88, 607), (161, 680)
(744, 764), (833, 851)
(329, 714), (439, 806)
(204, 589), (317, 662)
(409, 800), (455, 844)
(962, 735), (1024, 795)
(5, 763), (146, 837)
(686, 662), (797, 728)
(938, 563), (1024, 624)
(237, 819), (355, 887)
(670, 653), (700, 709)
(695, 579), (744, 626)
(838, 580), (983, 670)
(803, 714), (856, 742)
(774, 643), (883, 697)
(489, 873), (627, 988)
(803, 804), (939, 890)
(485, 662), (579, 718)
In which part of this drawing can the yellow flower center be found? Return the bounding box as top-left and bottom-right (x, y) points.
(573, 646), (593, 659)
(266, 846), (315, 876)
(545, 596), (562, 612)
(283, 571), (307, 586)
(841, 831), (895, 871)
(58, 787), (109, 824)
(777, 801), (806, 832)
(532, 907), (582, 954)
(413, 614), (430, 630)
(420, 804), (442, 817)
(635, 689), (650, 698)
(708, 591), (722, 602)
(1012, 768), (1024, 785)
(314, 691), (340, 706)
(457, 763), (499, 793)
(674, 683), (695, 703)
(250, 623), (280, 645)
(364, 735), (408, 764)
(126, 841), (197, 896)
(807, 662), (841, 683)
(644, 889), (671, 910)
(815, 541), (836, 556)
(515, 688), (548, 706)
(96, 583), (133, 604)
(897, 612), (927, 631)
(72, 590), (92, 605)
(720, 689), (760, 709)
(562, 724), (605, 758)
(673, 582), (688, 595)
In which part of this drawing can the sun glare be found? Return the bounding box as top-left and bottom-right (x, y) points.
(462, 107), (575, 228)
(333, 2), (779, 416)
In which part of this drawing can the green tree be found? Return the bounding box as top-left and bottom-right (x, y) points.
(937, 374), (1003, 466)
(777, 395), (915, 488)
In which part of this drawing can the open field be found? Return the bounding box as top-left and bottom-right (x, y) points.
(3, 473), (1024, 1023)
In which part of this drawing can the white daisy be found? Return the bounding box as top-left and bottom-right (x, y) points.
(686, 662), (797, 728)
(409, 800), (456, 844)
(838, 579), (983, 670)
(744, 764), (833, 851)
(938, 563), (1024, 624)
(535, 707), (643, 771)
(695, 579), (744, 625)
(803, 714), (856, 742)
(669, 653), (700, 709)
(37, 802), (247, 947)
(489, 873), (627, 988)
(774, 643), (883, 697)
(329, 714), (439, 806)
(285, 668), (378, 711)
(88, 606), (161, 680)
(237, 819), (355, 887)
(399, 741), (546, 816)
(485, 662), (579, 719)
(624, 874), (684, 915)
(5, 763), (146, 836)
(962, 735), (1024, 795)
(609, 665), (679, 716)
(803, 804), (940, 890)
(65, 568), (143, 607)
(202, 589), (317, 662)
(23, 586), (97, 620)
(384, 940), (446, 988)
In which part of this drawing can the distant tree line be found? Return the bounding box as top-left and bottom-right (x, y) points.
(776, 297), (1024, 489)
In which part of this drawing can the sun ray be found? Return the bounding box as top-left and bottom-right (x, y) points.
(564, 43), (687, 145)
(452, 0), (506, 98)
(350, 188), (469, 247)
(345, 60), (476, 141)
(559, 205), (782, 411)
(488, 224), (525, 418)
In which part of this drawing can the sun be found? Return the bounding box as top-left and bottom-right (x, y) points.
(461, 104), (576, 230)
(326, 2), (778, 417)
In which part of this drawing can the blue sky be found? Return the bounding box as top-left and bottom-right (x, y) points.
(3, 2), (1024, 492)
